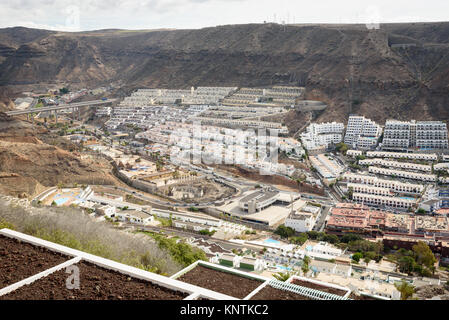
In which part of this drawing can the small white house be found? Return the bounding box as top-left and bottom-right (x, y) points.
(310, 260), (336, 274)
(285, 212), (316, 233)
(310, 242), (342, 257)
(116, 210), (154, 225)
(96, 205), (116, 218)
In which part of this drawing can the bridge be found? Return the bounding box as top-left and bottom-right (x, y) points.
(5, 99), (117, 123)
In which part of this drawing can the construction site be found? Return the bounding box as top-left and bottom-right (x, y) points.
(158, 178), (236, 204)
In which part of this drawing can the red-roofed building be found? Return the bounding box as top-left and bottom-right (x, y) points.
(326, 203), (411, 236)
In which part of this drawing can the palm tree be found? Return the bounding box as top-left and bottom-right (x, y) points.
(273, 272), (292, 282)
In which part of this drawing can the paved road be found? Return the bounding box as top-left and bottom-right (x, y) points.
(313, 205), (330, 232)
(6, 99), (117, 116)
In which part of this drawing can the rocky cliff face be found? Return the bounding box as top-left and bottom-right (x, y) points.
(0, 23), (449, 122)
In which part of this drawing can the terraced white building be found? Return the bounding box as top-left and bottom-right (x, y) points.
(344, 115), (382, 150)
(301, 122), (344, 151)
(359, 159), (432, 173)
(368, 166), (437, 182)
(382, 120), (448, 151)
(344, 173), (424, 193)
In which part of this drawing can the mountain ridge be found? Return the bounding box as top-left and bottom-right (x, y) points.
(1, 23), (449, 123)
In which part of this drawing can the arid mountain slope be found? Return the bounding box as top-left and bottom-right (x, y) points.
(0, 23), (449, 122)
(0, 115), (117, 197)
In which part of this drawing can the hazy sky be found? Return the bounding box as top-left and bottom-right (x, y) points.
(1, 0), (449, 31)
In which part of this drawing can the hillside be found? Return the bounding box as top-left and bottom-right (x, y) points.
(0, 23), (449, 122)
(0, 115), (117, 197)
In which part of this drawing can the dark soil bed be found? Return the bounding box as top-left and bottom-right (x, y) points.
(291, 279), (347, 296)
(177, 265), (263, 299)
(1, 261), (188, 300)
(250, 285), (312, 300)
(0, 235), (70, 289)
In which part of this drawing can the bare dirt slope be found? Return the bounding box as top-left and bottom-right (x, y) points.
(0, 115), (116, 197)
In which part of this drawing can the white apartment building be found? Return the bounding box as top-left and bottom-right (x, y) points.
(382, 120), (448, 151)
(284, 212), (316, 232)
(352, 192), (417, 209)
(348, 183), (392, 197)
(310, 242), (343, 257)
(368, 166), (437, 182)
(347, 150), (363, 157)
(151, 208), (223, 227)
(434, 163), (449, 172)
(440, 177), (449, 184)
(381, 120), (410, 151)
(309, 154), (345, 179)
(238, 188), (280, 214)
(344, 173), (424, 193)
(366, 151), (438, 162)
(301, 122), (344, 151)
(416, 121), (449, 149)
(192, 117), (288, 134)
(359, 158), (432, 172)
(344, 115), (382, 150)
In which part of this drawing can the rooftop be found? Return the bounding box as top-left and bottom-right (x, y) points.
(239, 188), (279, 204)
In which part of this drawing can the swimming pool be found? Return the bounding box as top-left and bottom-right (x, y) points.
(264, 238), (282, 245)
(54, 197), (70, 206)
(277, 265), (292, 271)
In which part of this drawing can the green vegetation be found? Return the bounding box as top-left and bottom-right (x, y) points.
(349, 162), (362, 170)
(335, 142), (349, 155)
(274, 225), (295, 238)
(299, 232), (384, 263)
(416, 208), (427, 215)
(302, 255), (311, 274)
(394, 281), (415, 300)
(104, 216), (119, 226)
(59, 87), (70, 94)
(199, 229), (216, 236)
(347, 186), (354, 200)
(308, 202), (322, 208)
(306, 231), (339, 244)
(273, 271), (293, 282)
(0, 202), (181, 275)
(289, 233), (308, 245)
(0, 218), (15, 230)
(142, 232), (207, 268)
(352, 252), (363, 263)
(155, 216), (173, 227)
(343, 239), (383, 263)
(387, 242), (436, 276)
(188, 206), (199, 212)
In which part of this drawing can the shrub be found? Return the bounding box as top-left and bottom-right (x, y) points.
(274, 225), (295, 238)
(0, 201), (181, 275)
(0, 218), (15, 230)
(147, 233), (207, 268)
(395, 281), (415, 300)
(199, 229), (216, 236)
(273, 272), (292, 282)
(352, 252), (363, 262)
